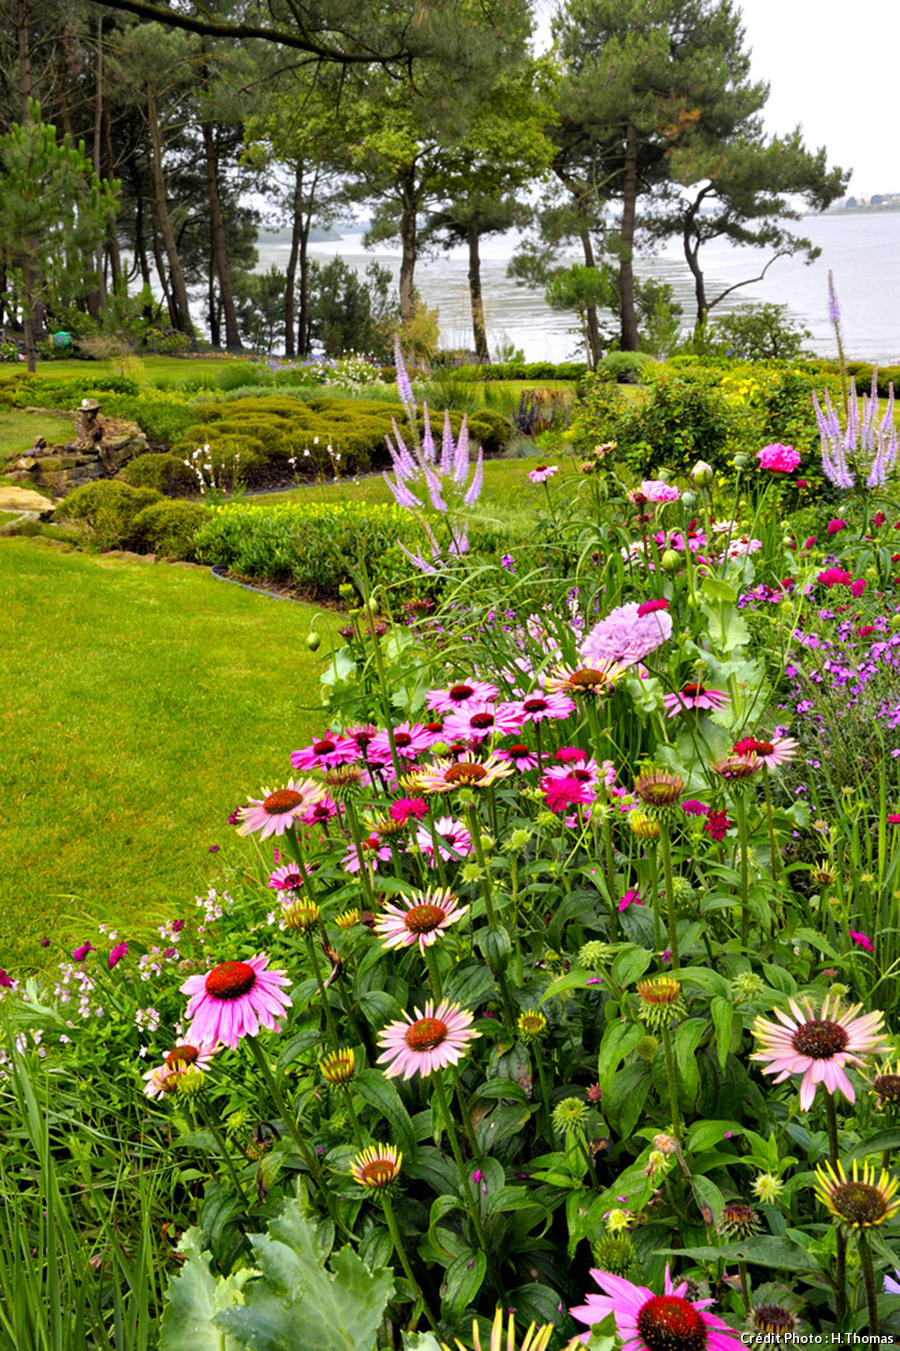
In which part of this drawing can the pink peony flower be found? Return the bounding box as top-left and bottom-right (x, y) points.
(181, 955), (292, 1049)
(757, 442), (801, 473)
(579, 602), (673, 669)
(637, 479), (680, 502)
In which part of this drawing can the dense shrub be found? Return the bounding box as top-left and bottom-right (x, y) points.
(57, 480), (161, 551)
(194, 500), (428, 600)
(120, 452), (198, 496)
(133, 499), (209, 559)
(451, 360), (588, 382)
(99, 390), (197, 444)
(599, 350), (653, 383)
(1, 374), (142, 409)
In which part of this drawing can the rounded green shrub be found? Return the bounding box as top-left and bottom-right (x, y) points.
(133, 499), (210, 559)
(121, 453), (198, 497)
(57, 480), (162, 551)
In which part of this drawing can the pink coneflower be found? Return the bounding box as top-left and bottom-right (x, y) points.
(570, 1265), (744, 1350)
(662, 684), (730, 717)
(442, 701), (523, 745)
(757, 443), (801, 473)
(290, 732), (358, 772)
(542, 774), (594, 814)
(579, 602), (673, 669)
(236, 780), (324, 839)
(181, 955), (292, 1049)
(618, 888), (642, 911)
(496, 743), (539, 771)
(268, 863), (307, 893)
(344, 723), (379, 757)
(108, 942), (129, 970)
(425, 679), (500, 714)
(374, 887), (469, 952)
(368, 721), (432, 765)
(732, 735), (798, 769)
(509, 691), (576, 724)
(342, 833), (392, 874)
(751, 993), (888, 1110)
(299, 793), (340, 825)
(850, 929), (874, 952)
(528, 464), (558, 484)
(376, 999), (479, 1078)
(415, 754), (514, 794)
(414, 816), (473, 864)
(142, 1042), (218, 1098)
(389, 796), (429, 824)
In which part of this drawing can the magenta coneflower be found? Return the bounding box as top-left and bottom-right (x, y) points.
(662, 684), (730, 717)
(414, 816), (473, 864)
(290, 732), (358, 772)
(751, 993), (888, 1110)
(496, 743), (539, 771)
(579, 602), (673, 669)
(733, 735), (798, 769)
(377, 999), (479, 1078)
(268, 863), (307, 893)
(542, 774), (594, 814)
(367, 721), (432, 765)
(509, 691), (576, 724)
(342, 833), (392, 874)
(374, 887), (469, 952)
(442, 701), (523, 744)
(142, 1042), (218, 1099)
(425, 679), (500, 714)
(570, 1266), (744, 1350)
(528, 464), (558, 484)
(237, 780), (324, 839)
(181, 955), (292, 1049)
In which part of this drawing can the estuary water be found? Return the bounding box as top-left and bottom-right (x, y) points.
(256, 209), (900, 365)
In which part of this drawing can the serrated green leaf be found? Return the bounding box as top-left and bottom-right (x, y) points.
(159, 1228), (248, 1351)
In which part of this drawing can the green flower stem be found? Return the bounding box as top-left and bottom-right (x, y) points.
(534, 720), (544, 774)
(761, 766), (781, 880)
(432, 1072), (491, 1259)
(658, 821), (681, 970)
(342, 797), (377, 910)
(823, 1091), (847, 1328)
(574, 1128), (599, 1188)
(649, 848), (663, 953)
(195, 1099), (251, 1209)
(660, 1023), (682, 1136)
(283, 824), (317, 897)
(450, 1064), (480, 1157)
(533, 1047), (553, 1136)
(380, 1191), (439, 1332)
(341, 1083), (364, 1147)
(465, 806), (498, 928)
(737, 1259), (751, 1316)
(857, 1230), (879, 1336)
(304, 931), (340, 1051)
(246, 1037), (334, 1209)
(601, 811), (620, 941)
(733, 790), (751, 949)
(423, 942), (443, 1001)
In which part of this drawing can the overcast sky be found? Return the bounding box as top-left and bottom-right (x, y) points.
(536, 0), (894, 197)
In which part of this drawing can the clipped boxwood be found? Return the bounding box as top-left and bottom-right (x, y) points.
(133, 499), (210, 560)
(57, 480), (162, 551)
(121, 452), (198, 497)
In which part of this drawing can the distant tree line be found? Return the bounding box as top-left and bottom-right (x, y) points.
(0, 0), (848, 369)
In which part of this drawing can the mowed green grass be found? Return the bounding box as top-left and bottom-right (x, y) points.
(2, 539), (337, 973)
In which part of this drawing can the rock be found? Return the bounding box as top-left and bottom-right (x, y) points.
(0, 485), (58, 514)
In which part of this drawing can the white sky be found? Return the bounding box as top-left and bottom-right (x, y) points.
(535, 0), (895, 197)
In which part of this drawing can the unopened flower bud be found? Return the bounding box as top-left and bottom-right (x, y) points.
(661, 549), (682, 574)
(691, 460), (714, 487)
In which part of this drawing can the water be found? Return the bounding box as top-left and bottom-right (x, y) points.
(256, 210), (900, 364)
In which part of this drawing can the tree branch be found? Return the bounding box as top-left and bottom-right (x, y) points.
(707, 249), (790, 311)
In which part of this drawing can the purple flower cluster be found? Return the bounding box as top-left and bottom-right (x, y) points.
(813, 371), (898, 489)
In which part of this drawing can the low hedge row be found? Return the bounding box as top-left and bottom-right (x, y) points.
(450, 360), (589, 382)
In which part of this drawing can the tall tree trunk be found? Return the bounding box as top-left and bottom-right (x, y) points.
(466, 222), (489, 363)
(146, 93), (194, 339)
(682, 197), (708, 340)
(17, 0), (32, 119)
(579, 228), (603, 368)
(21, 250), (38, 373)
(297, 217), (311, 357)
(86, 12), (106, 318)
(398, 167), (418, 325)
(103, 110), (121, 287)
(201, 120), (239, 348)
(207, 254), (219, 347)
(619, 121), (639, 352)
(283, 163), (302, 359)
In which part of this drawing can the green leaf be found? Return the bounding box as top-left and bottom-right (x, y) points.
(159, 1229), (250, 1351)
(538, 967), (596, 1005)
(665, 1236), (819, 1271)
(846, 1130), (900, 1162)
(603, 1062), (652, 1139)
(700, 576), (737, 603)
(354, 1069), (417, 1159)
(673, 1019), (708, 1105)
(690, 1173), (725, 1225)
(216, 1200), (394, 1351)
(710, 996), (733, 1071)
(472, 1078), (528, 1104)
(611, 945), (652, 989)
(441, 1249), (487, 1319)
(686, 1120), (743, 1154)
(444, 960), (495, 1008)
(597, 1021), (644, 1093)
(357, 990), (404, 1026)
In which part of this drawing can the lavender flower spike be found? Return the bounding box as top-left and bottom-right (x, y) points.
(827, 269), (840, 327)
(394, 335), (415, 416)
(439, 410), (454, 476)
(383, 471), (422, 509)
(453, 416), (470, 484)
(463, 447), (484, 506)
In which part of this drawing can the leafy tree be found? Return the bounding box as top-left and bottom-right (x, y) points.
(233, 264), (287, 352)
(308, 257), (396, 361)
(0, 100), (118, 369)
(709, 302), (813, 360)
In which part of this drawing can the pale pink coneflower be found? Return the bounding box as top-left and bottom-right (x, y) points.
(751, 992), (888, 1111)
(579, 602), (673, 669)
(374, 887), (469, 952)
(290, 732), (358, 772)
(236, 780), (324, 839)
(342, 833), (392, 874)
(377, 999), (479, 1078)
(267, 863), (307, 893)
(414, 816), (473, 864)
(733, 735), (798, 769)
(425, 679), (500, 714)
(442, 701), (524, 745)
(509, 691), (577, 724)
(181, 955), (292, 1049)
(496, 743), (539, 772)
(142, 1042), (218, 1099)
(528, 464), (558, 484)
(367, 721), (433, 765)
(570, 1265), (744, 1349)
(662, 684), (730, 717)
(415, 754), (514, 794)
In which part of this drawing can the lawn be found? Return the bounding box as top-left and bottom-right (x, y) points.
(1, 538), (338, 973)
(0, 408), (79, 457)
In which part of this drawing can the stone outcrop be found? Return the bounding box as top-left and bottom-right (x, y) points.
(6, 399), (148, 497)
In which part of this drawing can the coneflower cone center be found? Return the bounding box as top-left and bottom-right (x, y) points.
(470, 712), (494, 730)
(206, 961), (256, 1000)
(394, 733), (412, 747)
(570, 668), (606, 689)
(636, 1295), (706, 1351)
(791, 1018), (849, 1059)
(446, 762), (487, 784)
(360, 1159), (396, 1187)
(875, 1072), (900, 1101)
(313, 739), (335, 755)
(509, 743), (531, 756)
(832, 1181), (887, 1224)
(682, 683), (706, 696)
(404, 904), (446, 933)
(755, 741), (774, 755)
(753, 1304), (795, 1335)
(166, 1045), (199, 1067)
(263, 788), (303, 814)
(523, 698), (547, 713)
(449, 683), (474, 701)
(406, 1017), (448, 1050)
